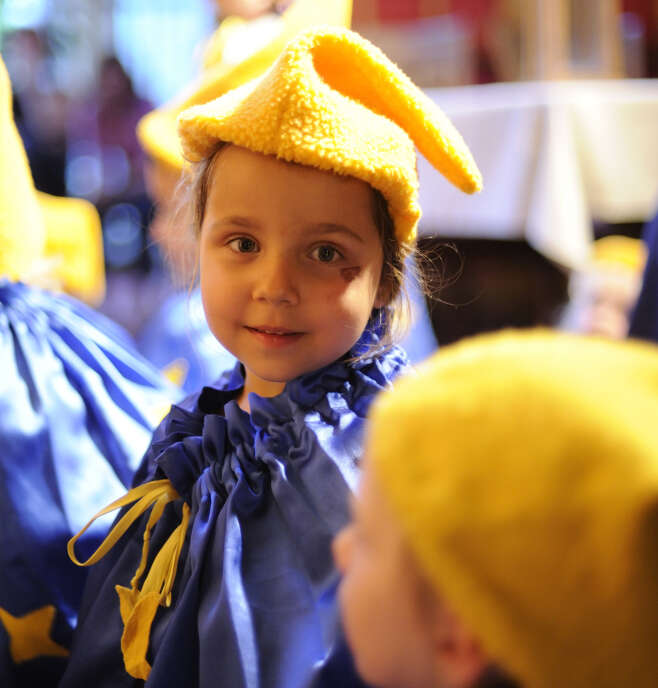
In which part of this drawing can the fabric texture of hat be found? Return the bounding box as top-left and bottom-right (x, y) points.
(0, 56), (47, 280)
(367, 329), (658, 688)
(137, 0), (352, 172)
(177, 26), (482, 245)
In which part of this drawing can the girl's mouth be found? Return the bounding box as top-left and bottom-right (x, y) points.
(245, 326), (304, 347)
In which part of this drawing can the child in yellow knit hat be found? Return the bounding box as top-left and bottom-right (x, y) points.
(334, 329), (658, 688)
(64, 25), (481, 688)
(136, 0), (353, 392)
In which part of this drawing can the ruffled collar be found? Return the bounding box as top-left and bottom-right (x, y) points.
(148, 322), (409, 501)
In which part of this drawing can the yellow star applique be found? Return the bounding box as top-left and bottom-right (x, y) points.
(0, 605), (69, 663)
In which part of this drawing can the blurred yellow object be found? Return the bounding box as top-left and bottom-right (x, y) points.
(369, 328), (658, 688)
(591, 234), (647, 273)
(38, 192), (106, 306)
(161, 358), (189, 388)
(178, 27), (482, 245)
(137, 0), (353, 172)
(1, 56), (106, 304)
(0, 56), (47, 281)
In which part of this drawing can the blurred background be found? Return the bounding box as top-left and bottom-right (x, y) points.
(2, 0), (657, 352)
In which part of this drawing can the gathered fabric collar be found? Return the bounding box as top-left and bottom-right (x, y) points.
(145, 326), (409, 504)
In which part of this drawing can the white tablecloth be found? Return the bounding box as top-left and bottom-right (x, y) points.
(418, 79), (658, 269)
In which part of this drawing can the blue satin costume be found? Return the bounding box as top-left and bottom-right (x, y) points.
(0, 280), (177, 687)
(137, 289), (236, 394)
(61, 325), (409, 688)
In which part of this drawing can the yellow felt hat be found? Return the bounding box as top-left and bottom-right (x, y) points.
(0, 55), (47, 280)
(38, 192), (106, 305)
(368, 329), (658, 688)
(137, 0), (353, 172)
(177, 26), (482, 246)
(591, 234), (647, 273)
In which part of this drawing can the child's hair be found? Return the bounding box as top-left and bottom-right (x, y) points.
(183, 142), (418, 360)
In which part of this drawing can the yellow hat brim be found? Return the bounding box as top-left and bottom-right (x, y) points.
(137, 0), (353, 171)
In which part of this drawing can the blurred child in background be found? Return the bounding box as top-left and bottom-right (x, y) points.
(0, 55), (176, 687)
(559, 234), (647, 339)
(335, 328), (658, 688)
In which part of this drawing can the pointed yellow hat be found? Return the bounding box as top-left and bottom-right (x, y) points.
(0, 56), (47, 280)
(137, 0), (353, 172)
(177, 26), (482, 245)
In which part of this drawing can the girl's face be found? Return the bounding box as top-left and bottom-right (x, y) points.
(199, 145), (387, 401)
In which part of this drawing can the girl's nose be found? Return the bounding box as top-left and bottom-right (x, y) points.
(252, 254), (299, 306)
(332, 525), (354, 574)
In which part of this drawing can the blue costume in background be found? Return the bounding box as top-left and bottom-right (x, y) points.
(61, 325), (409, 688)
(628, 210), (658, 343)
(0, 280), (177, 687)
(138, 289), (236, 394)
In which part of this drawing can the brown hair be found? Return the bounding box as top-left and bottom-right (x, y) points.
(184, 143), (419, 361)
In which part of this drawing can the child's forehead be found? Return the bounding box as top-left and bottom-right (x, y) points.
(205, 145), (381, 229)
(210, 145), (372, 193)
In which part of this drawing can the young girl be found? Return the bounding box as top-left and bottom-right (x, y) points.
(136, 0), (352, 392)
(63, 26), (481, 688)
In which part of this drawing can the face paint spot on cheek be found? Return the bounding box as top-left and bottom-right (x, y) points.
(341, 266), (361, 283)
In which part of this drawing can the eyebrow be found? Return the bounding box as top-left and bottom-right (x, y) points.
(208, 216), (260, 231)
(307, 222), (365, 244)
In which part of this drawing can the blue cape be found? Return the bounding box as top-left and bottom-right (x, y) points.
(0, 281), (177, 687)
(61, 330), (409, 688)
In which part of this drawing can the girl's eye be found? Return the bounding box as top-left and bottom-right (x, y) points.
(311, 245), (342, 263)
(228, 237), (258, 253)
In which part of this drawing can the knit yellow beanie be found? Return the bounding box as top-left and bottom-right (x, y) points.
(367, 329), (658, 688)
(0, 55), (47, 280)
(137, 0), (353, 172)
(177, 26), (482, 245)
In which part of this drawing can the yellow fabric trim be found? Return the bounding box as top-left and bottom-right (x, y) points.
(68, 479), (191, 680)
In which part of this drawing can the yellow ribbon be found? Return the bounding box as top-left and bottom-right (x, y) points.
(68, 479), (191, 680)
